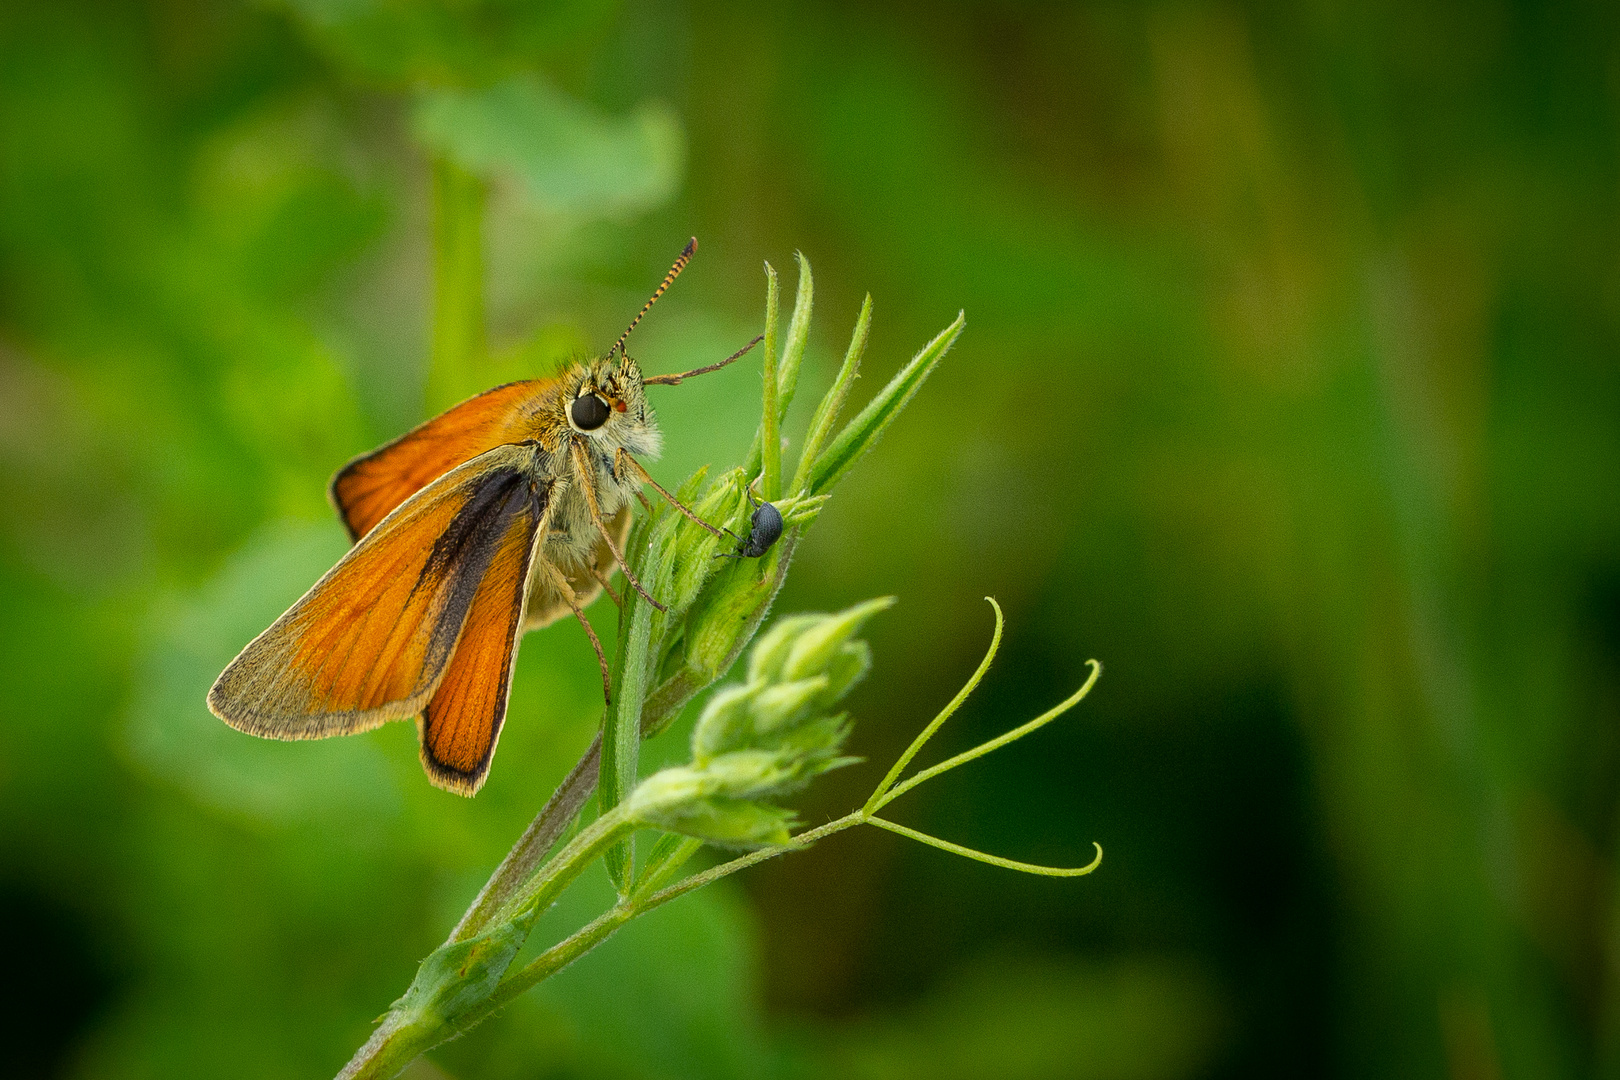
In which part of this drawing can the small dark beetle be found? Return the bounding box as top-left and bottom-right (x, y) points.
(717, 487), (784, 559)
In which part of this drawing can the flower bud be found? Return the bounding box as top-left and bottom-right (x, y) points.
(690, 681), (759, 760)
(747, 615), (821, 683)
(391, 908), (536, 1029)
(681, 569), (772, 680)
(749, 676), (830, 735)
(781, 597), (895, 682)
(667, 470), (749, 610)
(641, 797), (794, 848)
(814, 640), (871, 708)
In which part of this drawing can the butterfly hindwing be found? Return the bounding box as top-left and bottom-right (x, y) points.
(417, 487), (546, 794)
(208, 445), (547, 744)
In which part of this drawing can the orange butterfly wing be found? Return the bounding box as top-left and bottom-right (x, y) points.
(416, 493), (541, 794)
(330, 377), (630, 631)
(209, 444), (545, 752)
(330, 380), (549, 542)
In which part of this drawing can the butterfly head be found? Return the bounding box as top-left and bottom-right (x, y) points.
(562, 353), (662, 457)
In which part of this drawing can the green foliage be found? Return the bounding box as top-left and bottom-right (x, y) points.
(331, 260), (1098, 1073)
(272, 0), (620, 86)
(634, 600), (892, 846)
(413, 76), (684, 216)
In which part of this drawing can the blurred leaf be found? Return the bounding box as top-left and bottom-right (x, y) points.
(413, 75), (684, 217)
(191, 93), (390, 300)
(125, 519), (403, 825)
(271, 0), (620, 87)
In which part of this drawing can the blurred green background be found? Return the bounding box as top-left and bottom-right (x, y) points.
(2, 1), (1618, 1077)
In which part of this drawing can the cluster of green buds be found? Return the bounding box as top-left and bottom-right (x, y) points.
(628, 598), (892, 846)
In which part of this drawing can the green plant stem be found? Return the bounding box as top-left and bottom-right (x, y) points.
(602, 546), (668, 891)
(426, 155), (486, 413)
(450, 739), (602, 941)
(338, 268), (989, 1080)
(470, 812), (866, 1024)
(759, 263), (782, 498)
(338, 1009), (438, 1080)
(494, 803), (638, 926)
(865, 818), (1103, 876)
(871, 658), (1103, 814)
(866, 596), (1003, 814)
(352, 626), (1101, 1080)
(631, 835), (704, 900)
(449, 533), (799, 942)
(341, 806), (636, 1080)
(457, 798), (1104, 1046)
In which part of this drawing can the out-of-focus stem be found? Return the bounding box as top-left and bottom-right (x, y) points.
(426, 155), (486, 414)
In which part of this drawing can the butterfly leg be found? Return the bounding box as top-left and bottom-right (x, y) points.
(614, 449), (729, 540)
(569, 440), (666, 613)
(588, 562), (622, 608)
(538, 559), (613, 706)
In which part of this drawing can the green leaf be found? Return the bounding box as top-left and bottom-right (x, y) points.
(413, 75), (684, 216)
(806, 311), (965, 497)
(774, 253), (815, 421)
(758, 262), (782, 497)
(792, 292), (871, 494)
(272, 0), (619, 87)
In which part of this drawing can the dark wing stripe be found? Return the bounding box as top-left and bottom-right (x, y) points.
(418, 478), (547, 794)
(414, 466), (530, 667)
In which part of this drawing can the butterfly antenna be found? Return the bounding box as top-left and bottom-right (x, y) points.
(613, 237), (697, 358)
(644, 334), (763, 386)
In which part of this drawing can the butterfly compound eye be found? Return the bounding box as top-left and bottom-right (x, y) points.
(571, 393), (611, 431)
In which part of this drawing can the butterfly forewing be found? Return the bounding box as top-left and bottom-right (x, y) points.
(331, 380), (547, 541)
(209, 444), (547, 743)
